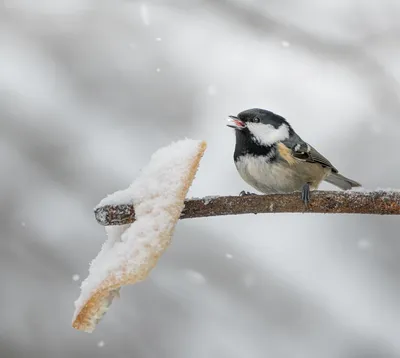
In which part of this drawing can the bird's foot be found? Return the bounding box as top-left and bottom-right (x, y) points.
(239, 190), (257, 197)
(301, 183), (311, 209)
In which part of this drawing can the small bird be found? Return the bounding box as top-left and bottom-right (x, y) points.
(227, 108), (361, 205)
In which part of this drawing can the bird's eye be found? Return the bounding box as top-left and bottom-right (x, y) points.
(253, 117), (260, 123)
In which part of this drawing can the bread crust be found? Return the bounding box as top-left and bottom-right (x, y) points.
(72, 140), (207, 332)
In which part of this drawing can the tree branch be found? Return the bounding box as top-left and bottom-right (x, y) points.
(94, 190), (400, 226)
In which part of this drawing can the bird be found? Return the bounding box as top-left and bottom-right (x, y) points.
(227, 108), (361, 205)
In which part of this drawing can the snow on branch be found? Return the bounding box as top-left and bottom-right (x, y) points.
(95, 190), (400, 226)
(72, 139), (207, 332)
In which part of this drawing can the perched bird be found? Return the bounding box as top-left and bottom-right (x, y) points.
(227, 108), (361, 204)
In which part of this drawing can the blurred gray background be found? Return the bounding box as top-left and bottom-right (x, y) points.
(1, 0), (400, 357)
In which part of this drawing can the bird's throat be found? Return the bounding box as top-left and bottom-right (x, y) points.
(233, 130), (276, 162)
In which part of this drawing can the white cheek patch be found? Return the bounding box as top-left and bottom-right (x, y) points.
(247, 123), (290, 146)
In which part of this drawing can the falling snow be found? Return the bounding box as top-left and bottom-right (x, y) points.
(281, 41), (290, 48)
(72, 274), (80, 282)
(184, 269), (206, 284)
(97, 341), (105, 348)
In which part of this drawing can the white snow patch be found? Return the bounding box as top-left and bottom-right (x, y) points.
(247, 123), (290, 147)
(74, 139), (205, 321)
(96, 189), (133, 209)
(203, 196), (217, 205)
(349, 187), (370, 193)
(269, 203), (274, 212)
(374, 187), (400, 193)
(140, 4), (150, 26)
(72, 274), (80, 282)
(184, 269), (206, 284)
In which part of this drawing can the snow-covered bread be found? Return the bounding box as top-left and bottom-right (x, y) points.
(72, 139), (207, 332)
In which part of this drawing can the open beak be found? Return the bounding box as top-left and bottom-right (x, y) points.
(227, 115), (246, 130)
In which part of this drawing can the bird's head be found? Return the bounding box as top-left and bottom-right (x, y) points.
(227, 108), (293, 146)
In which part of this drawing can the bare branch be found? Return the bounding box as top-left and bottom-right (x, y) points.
(94, 191), (400, 226)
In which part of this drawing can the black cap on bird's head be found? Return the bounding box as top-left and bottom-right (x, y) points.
(227, 108), (290, 130)
(227, 108), (294, 146)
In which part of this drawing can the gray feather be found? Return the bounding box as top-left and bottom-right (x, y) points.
(324, 172), (362, 190)
(282, 135), (361, 190)
(307, 145), (338, 172)
(282, 136), (338, 172)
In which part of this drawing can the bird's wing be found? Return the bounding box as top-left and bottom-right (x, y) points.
(282, 137), (338, 173)
(306, 145), (338, 173)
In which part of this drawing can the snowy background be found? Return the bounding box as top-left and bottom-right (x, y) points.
(1, 1), (400, 357)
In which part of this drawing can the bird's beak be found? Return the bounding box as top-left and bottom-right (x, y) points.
(227, 115), (246, 130)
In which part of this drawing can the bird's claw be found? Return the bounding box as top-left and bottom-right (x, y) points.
(239, 191), (257, 196)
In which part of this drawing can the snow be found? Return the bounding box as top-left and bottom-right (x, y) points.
(281, 41), (290, 48)
(225, 253), (233, 259)
(156, 68), (161, 73)
(184, 269), (206, 285)
(345, 187), (369, 193)
(202, 196), (217, 205)
(269, 203), (275, 212)
(155, 37), (162, 42)
(96, 190), (133, 209)
(329, 187), (399, 194)
(374, 188), (400, 193)
(73, 139), (206, 326)
(72, 274), (80, 282)
(97, 340), (105, 348)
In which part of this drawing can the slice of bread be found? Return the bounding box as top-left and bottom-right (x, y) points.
(72, 139), (207, 332)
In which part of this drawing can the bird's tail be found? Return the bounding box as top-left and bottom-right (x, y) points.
(324, 172), (362, 190)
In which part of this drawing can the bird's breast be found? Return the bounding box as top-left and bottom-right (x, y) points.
(235, 154), (329, 194)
